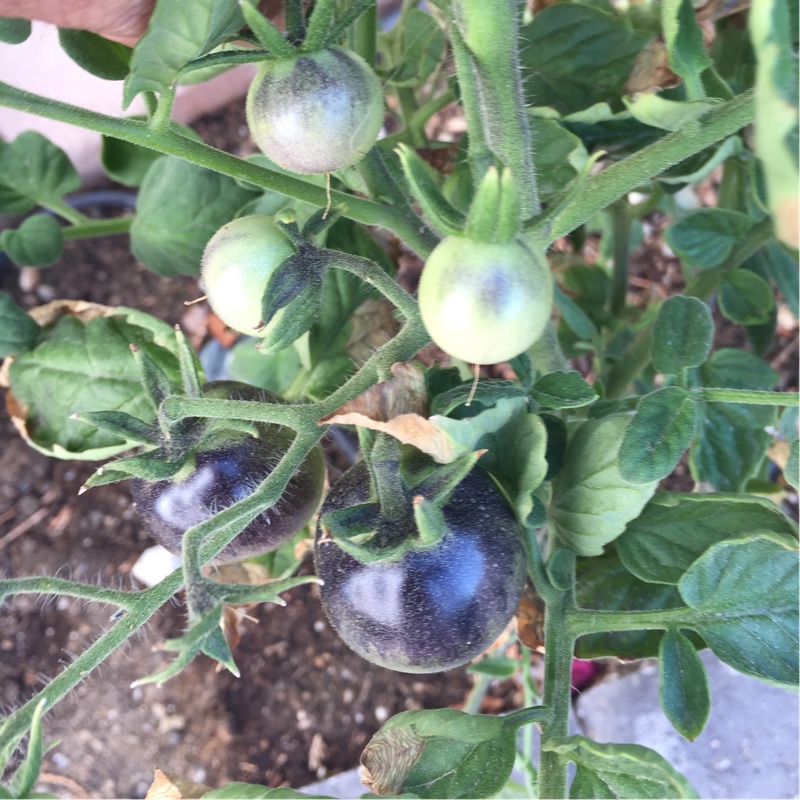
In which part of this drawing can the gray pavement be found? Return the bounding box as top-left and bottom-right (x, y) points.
(301, 650), (799, 798)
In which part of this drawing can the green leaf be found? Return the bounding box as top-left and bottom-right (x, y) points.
(755, 239), (799, 317)
(101, 120), (201, 187)
(651, 295), (713, 374)
(204, 785), (329, 799)
(360, 709), (517, 799)
(659, 629), (710, 741)
(0, 132), (80, 207)
(530, 370), (598, 409)
(0, 293), (41, 358)
(619, 387), (699, 484)
(520, 5), (652, 116)
(57, 29), (132, 80)
(665, 208), (757, 269)
(679, 535), (799, 686)
(549, 415), (659, 556)
(658, 135), (745, 185)
(554, 284), (598, 342)
(662, 0), (712, 100)
(8, 308), (183, 460)
(719, 268), (775, 324)
(228, 339), (303, 396)
(0, 215), (64, 267)
(433, 398), (548, 522)
(528, 117), (588, 202)
(617, 491), (798, 584)
(380, 9), (446, 88)
(786, 439), (799, 489)
(547, 736), (699, 798)
(575, 550), (692, 660)
(123, 0), (245, 106)
(750, 0), (799, 248)
(130, 156), (256, 277)
(0, 18), (31, 44)
(429, 379), (527, 416)
(623, 95), (721, 131)
(690, 349), (778, 491)
(467, 657), (519, 678)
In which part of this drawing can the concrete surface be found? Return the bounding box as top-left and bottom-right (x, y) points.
(300, 652), (799, 798)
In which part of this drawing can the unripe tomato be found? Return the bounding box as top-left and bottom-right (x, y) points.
(417, 236), (553, 365)
(200, 215), (296, 337)
(132, 382), (326, 564)
(246, 46), (384, 174)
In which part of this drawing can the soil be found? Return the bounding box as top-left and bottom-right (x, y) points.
(1, 94), (798, 800)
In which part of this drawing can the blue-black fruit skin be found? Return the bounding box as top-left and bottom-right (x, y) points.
(131, 382), (325, 564)
(315, 462), (527, 673)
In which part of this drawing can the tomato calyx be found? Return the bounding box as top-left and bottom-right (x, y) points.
(318, 435), (482, 564)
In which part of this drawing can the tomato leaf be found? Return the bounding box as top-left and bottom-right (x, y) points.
(661, 0), (712, 100)
(659, 629), (710, 741)
(8, 308), (183, 460)
(651, 296), (713, 374)
(123, 0), (244, 106)
(529, 118), (588, 202)
(361, 709), (516, 799)
(619, 387), (699, 484)
(131, 156), (257, 277)
(623, 95), (721, 131)
(679, 535), (799, 687)
(549, 415), (658, 556)
(0, 17), (31, 44)
(616, 492), (798, 584)
(530, 370), (598, 409)
(0, 293), (41, 358)
(57, 29), (132, 80)
(519, 5), (652, 115)
(0, 215), (64, 268)
(545, 735), (699, 798)
(0, 132), (80, 209)
(751, 239), (799, 317)
(690, 349), (778, 491)
(718, 268), (775, 325)
(378, 9), (446, 88)
(429, 379), (527, 416)
(665, 208), (758, 269)
(203, 784), (330, 798)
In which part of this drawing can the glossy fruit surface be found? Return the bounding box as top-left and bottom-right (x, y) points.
(132, 382), (325, 563)
(417, 236), (553, 364)
(201, 215), (296, 337)
(314, 462), (526, 673)
(246, 46), (384, 174)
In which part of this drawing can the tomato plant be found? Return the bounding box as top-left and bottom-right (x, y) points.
(0, 0), (798, 797)
(315, 462), (526, 673)
(132, 381), (325, 564)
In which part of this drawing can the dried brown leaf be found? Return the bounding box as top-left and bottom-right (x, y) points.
(345, 298), (401, 365)
(625, 39), (680, 96)
(145, 769), (209, 800)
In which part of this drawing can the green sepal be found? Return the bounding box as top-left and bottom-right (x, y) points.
(466, 166), (522, 243)
(406, 451), (483, 506)
(321, 502), (380, 539)
(412, 495), (448, 547)
(70, 410), (161, 446)
(258, 248), (325, 354)
(174, 326), (203, 398)
(8, 699), (46, 799)
(240, 0), (295, 58)
(88, 449), (190, 485)
(395, 144), (466, 236)
(79, 468), (133, 492)
(301, 204), (346, 239)
(301, 0), (335, 52)
(199, 625), (240, 678)
(131, 343), (174, 415)
(211, 574), (319, 607)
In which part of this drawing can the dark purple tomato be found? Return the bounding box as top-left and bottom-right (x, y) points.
(132, 382), (325, 564)
(314, 462), (527, 673)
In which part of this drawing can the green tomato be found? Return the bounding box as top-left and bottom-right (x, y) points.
(246, 46), (384, 175)
(201, 215), (296, 337)
(418, 236), (553, 364)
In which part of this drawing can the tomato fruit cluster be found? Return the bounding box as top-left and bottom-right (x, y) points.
(246, 46), (384, 175)
(418, 236), (553, 365)
(132, 382), (325, 564)
(201, 215), (296, 337)
(314, 462), (527, 673)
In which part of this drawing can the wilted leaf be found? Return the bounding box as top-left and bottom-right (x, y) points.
(625, 38), (680, 95)
(146, 769), (209, 800)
